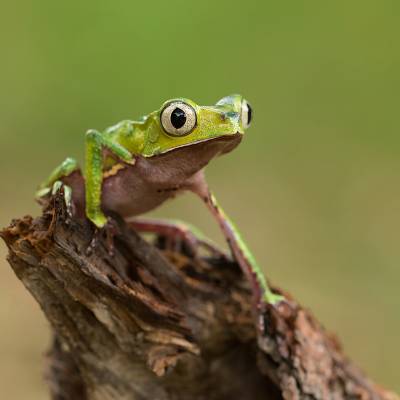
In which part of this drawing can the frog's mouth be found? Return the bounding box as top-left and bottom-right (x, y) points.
(163, 132), (242, 156)
(143, 133), (242, 180)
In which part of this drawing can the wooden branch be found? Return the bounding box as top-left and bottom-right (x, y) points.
(1, 194), (398, 400)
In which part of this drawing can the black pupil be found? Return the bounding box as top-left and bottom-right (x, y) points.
(171, 107), (186, 129)
(247, 103), (252, 125)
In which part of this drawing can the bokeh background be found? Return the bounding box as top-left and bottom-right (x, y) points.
(1, 1), (399, 398)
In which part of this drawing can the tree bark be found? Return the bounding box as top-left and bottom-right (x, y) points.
(1, 194), (398, 400)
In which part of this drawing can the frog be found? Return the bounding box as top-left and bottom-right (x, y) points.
(36, 94), (284, 313)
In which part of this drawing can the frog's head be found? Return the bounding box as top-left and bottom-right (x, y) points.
(142, 94), (252, 157)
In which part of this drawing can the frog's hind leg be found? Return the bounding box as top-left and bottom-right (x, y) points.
(36, 157), (79, 214)
(128, 217), (228, 259)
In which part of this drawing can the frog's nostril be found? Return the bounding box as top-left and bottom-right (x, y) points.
(226, 111), (238, 119)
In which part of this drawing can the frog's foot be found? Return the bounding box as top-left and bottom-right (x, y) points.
(36, 157), (79, 200)
(256, 292), (288, 333)
(87, 216), (119, 257)
(37, 180), (74, 218)
(263, 291), (285, 306)
(128, 217), (228, 260)
(35, 157), (79, 217)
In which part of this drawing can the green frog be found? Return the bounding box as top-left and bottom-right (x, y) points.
(36, 94), (283, 312)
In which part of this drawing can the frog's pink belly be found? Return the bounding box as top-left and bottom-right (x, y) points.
(64, 165), (183, 219)
(101, 180), (177, 218)
(100, 162), (184, 218)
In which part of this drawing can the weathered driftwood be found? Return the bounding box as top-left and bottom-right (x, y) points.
(1, 194), (398, 400)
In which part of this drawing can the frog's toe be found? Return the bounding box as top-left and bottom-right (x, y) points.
(263, 292), (286, 306)
(87, 212), (108, 229)
(49, 181), (74, 217)
(62, 184), (73, 217)
(87, 217), (119, 257)
(51, 180), (64, 195)
(35, 187), (51, 199)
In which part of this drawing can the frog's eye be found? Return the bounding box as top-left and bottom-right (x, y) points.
(160, 102), (197, 136)
(241, 100), (253, 129)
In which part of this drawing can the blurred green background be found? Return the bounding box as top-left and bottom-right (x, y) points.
(0, 0), (399, 398)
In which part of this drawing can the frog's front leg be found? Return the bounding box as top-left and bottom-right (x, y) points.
(36, 157), (79, 198)
(127, 217), (228, 258)
(84, 129), (134, 228)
